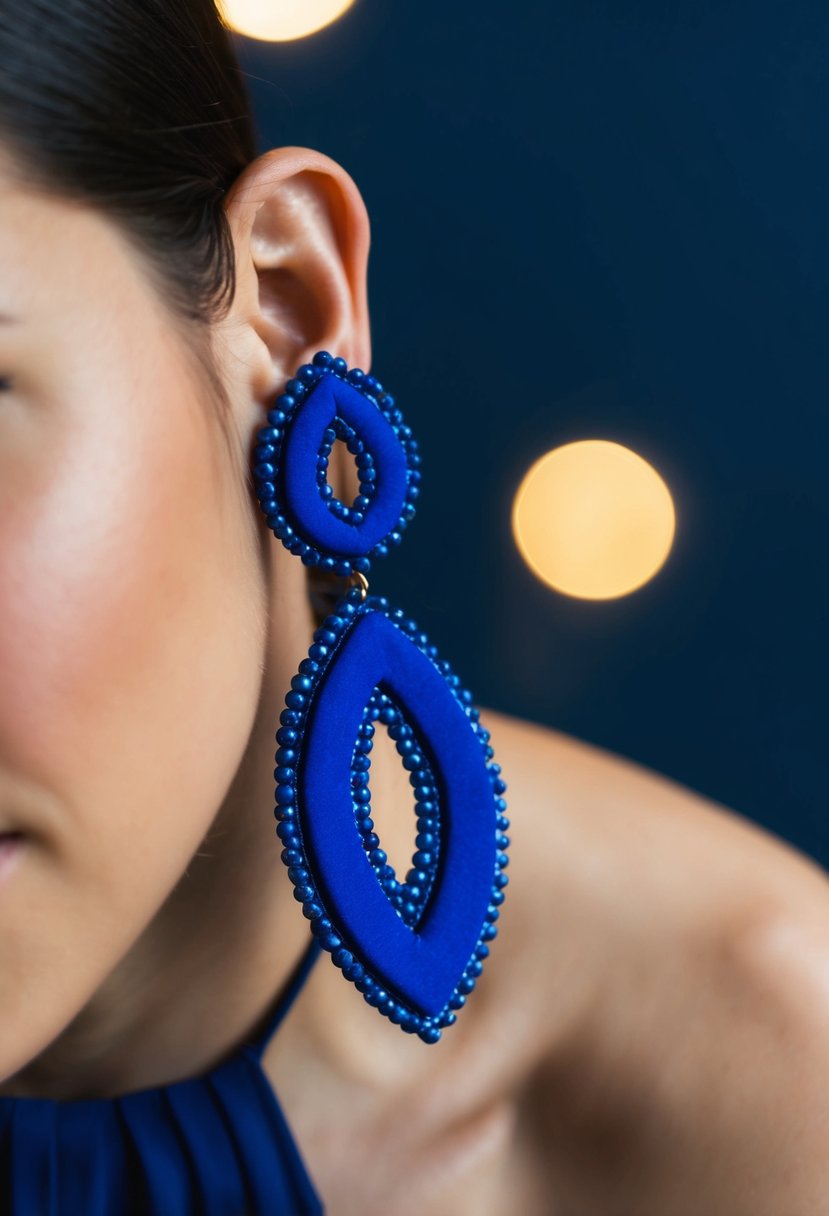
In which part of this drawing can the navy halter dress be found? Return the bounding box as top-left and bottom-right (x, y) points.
(0, 935), (325, 1215)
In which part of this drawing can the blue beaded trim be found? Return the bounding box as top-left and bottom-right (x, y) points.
(273, 586), (510, 1045)
(315, 415), (377, 520)
(252, 350), (421, 576)
(354, 688), (441, 929)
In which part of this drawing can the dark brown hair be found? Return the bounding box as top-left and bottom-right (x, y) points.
(0, 0), (259, 449)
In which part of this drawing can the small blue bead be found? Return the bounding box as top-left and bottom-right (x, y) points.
(418, 1026), (441, 1045)
(275, 784), (295, 805)
(302, 901), (323, 919)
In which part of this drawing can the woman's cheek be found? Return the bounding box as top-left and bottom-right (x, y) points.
(0, 368), (261, 903)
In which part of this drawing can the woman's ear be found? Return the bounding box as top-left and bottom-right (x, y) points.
(217, 144), (372, 506)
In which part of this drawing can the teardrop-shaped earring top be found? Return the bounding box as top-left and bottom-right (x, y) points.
(252, 352), (510, 1044)
(252, 350), (420, 574)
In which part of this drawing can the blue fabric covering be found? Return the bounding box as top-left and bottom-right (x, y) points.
(280, 371), (409, 556)
(0, 935), (325, 1215)
(300, 610), (498, 1016)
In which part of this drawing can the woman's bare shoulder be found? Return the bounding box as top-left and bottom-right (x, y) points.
(479, 701), (829, 941)
(475, 704), (829, 1212)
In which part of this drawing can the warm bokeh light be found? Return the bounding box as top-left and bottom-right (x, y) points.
(511, 440), (676, 600)
(217, 0), (356, 42)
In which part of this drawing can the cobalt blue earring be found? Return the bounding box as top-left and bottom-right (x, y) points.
(252, 351), (509, 1044)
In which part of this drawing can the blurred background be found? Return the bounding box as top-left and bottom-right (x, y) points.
(224, 1), (829, 865)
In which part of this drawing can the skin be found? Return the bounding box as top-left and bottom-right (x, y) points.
(2, 142), (829, 1213)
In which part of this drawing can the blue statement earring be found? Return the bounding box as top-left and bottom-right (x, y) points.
(252, 351), (510, 1044)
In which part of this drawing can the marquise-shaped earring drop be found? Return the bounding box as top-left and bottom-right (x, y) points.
(252, 351), (509, 1044)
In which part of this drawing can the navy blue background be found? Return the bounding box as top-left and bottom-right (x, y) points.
(235, 2), (829, 865)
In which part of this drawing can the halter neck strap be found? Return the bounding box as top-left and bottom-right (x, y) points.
(245, 935), (323, 1062)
